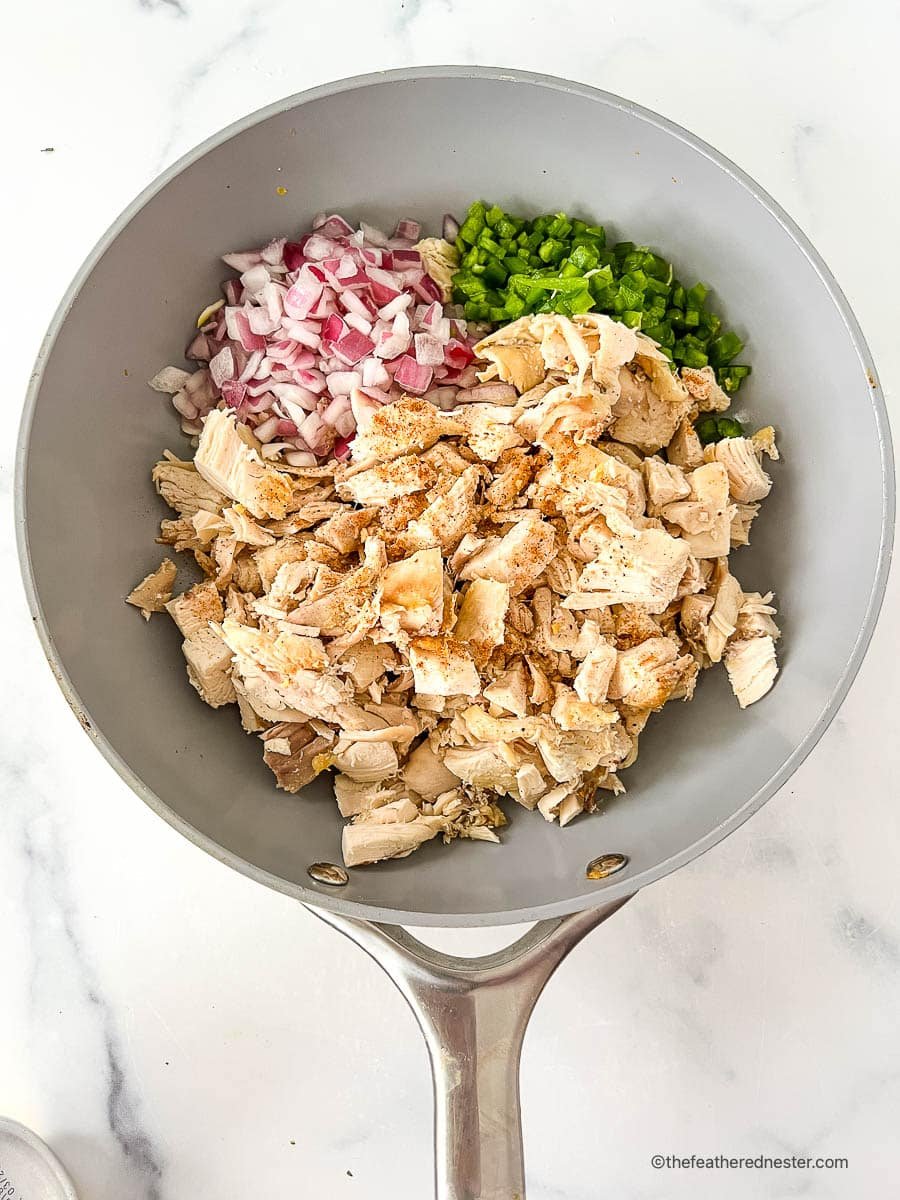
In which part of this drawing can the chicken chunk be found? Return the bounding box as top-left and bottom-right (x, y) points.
(456, 404), (525, 461)
(566, 524), (689, 615)
(289, 538), (386, 640)
(458, 517), (557, 596)
(395, 466), (483, 556)
(681, 365), (731, 413)
(453, 579), (510, 657)
(182, 628), (236, 708)
(336, 454), (436, 506)
(666, 418), (705, 471)
(662, 462), (733, 558)
(725, 634), (779, 708)
(642, 456), (691, 512)
(195, 409), (293, 519)
(166, 579), (224, 637)
(610, 358), (693, 453)
(608, 638), (692, 710)
(127, 559), (177, 619)
(262, 723), (334, 792)
(711, 436), (773, 503)
(573, 641), (617, 705)
(350, 393), (464, 465)
(380, 546), (444, 637)
(153, 460), (226, 517)
(401, 739), (460, 801)
(409, 636), (480, 697)
(342, 818), (439, 867)
(413, 237), (459, 302)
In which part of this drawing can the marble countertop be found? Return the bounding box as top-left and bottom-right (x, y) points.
(3, 2), (899, 1197)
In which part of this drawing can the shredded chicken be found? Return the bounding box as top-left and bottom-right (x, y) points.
(138, 313), (780, 868)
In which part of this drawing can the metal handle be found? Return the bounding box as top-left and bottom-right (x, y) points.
(309, 898), (631, 1199)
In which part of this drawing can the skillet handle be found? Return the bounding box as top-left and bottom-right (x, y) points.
(309, 898), (631, 1200)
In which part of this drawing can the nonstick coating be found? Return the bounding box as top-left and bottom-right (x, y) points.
(16, 68), (893, 926)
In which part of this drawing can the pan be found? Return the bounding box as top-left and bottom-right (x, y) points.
(15, 68), (894, 1199)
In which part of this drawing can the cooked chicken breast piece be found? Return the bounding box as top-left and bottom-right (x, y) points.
(350, 393), (464, 465)
(566, 524), (689, 615)
(573, 641), (618, 705)
(381, 546), (445, 637)
(195, 408), (293, 519)
(711, 436), (773, 503)
(610, 357), (693, 452)
(166, 579), (224, 637)
(182, 628), (236, 708)
(725, 634), (779, 707)
(342, 818), (439, 867)
(409, 636), (480, 697)
(127, 559), (177, 619)
(262, 723), (334, 792)
(413, 237), (459, 302)
(153, 459), (227, 517)
(396, 465), (483, 556)
(401, 739), (460, 801)
(662, 462), (733, 559)
(458, 517), (557, 596)
(608, 637), (693, 710)
(453, 578), (510, 656)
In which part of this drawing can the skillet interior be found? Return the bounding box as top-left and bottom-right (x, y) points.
(17, 68), (892, 925)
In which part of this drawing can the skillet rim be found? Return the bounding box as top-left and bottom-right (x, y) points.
(15, 65), (895, 927)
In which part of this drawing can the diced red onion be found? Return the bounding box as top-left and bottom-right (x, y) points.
(254, 415), (281, 442)
(304, 234), (340, 261)
(209, 346), (235, 387)
(411, 273), (443, 304)
(238, 350), (265, 383)
(220, 379), (248, 410)
(240, 264), (270, 296)
(361, 359), (390, 389)
(186, 333), (211, 361)
(393, 355), (434, 394)
(280, 317), (321, 348)
(344, 312), (373, 336)
(326, 371), (362, 397)
(246, 307), (279, 335)
(334, 329), (375, 366)
(285, 449), (318, 467)
(393, 218), (421, 241)
(270, 382), (319, 409)
(314, 214), (355, 239)
(442, 213), (460, 241)
(283, 240), (307, 271)
(222, 250), (262, 272)
(377, 293), (413, 320)
(414, 333), (445, 367)
(360, 222), (389, 247)
(222, 279), (243, 306)
(261, 237), (286, 266)
(159, 212), (483, 463)
(321, 394), (352, 425)
(391, 249), (422, 271)
(172, 390), (199, 419)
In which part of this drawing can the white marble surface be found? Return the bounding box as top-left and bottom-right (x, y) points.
(3, 3), (899, 1197)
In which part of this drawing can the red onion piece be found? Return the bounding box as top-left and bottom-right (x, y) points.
(222, 250), (262, 272)
(393, 355), (434, 394)
(414, 333), (445, 367)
